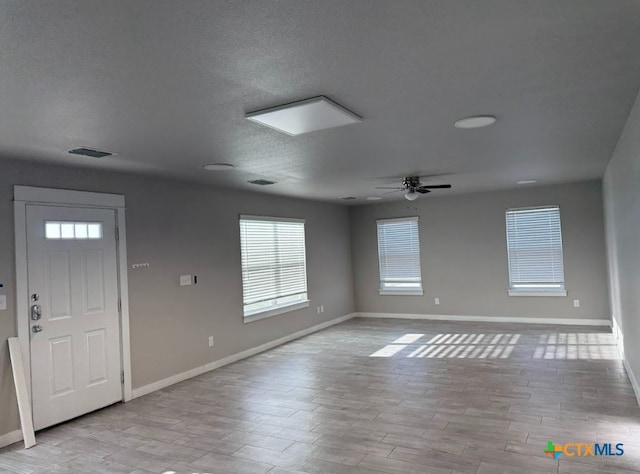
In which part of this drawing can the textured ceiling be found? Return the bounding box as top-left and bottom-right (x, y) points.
(1, 1), (640, 203)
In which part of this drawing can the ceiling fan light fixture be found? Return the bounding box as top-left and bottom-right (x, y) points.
(404, 190), (419, 201)
(454, 115), (496, 129)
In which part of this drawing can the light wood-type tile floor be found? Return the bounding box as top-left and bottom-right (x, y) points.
(2, 318), (640, 474)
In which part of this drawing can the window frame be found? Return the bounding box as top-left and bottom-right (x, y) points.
(45, 221), (103, 240)
(239, 215), (309, 322)
(505, 205), (567, 297)
(376, 216), (423, 296)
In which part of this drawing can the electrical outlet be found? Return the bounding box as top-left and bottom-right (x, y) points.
(180, 275), (192, 286)
(208, 336), (214, 347)
(132, 263), (150, 269)
(573, 299), (580, 308)
(434, 297), (440, 305)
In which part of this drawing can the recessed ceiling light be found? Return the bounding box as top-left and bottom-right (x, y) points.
(516, 179), (537, 185)
(203, 163), (235, 171)
(366, 196), (382, 201)
(246, 96), (362, 136)
(454, 115), (496, 129)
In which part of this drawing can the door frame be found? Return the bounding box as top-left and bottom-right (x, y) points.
(13, 185), (133, 405)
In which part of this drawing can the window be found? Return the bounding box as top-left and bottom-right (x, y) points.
(376, 216), (422, 295)
(505, 206), (566, 296)
(45, 221), (102, 240)
(239, 216), (309, 321)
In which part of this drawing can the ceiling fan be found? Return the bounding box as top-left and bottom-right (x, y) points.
(376, 176), (452, 201)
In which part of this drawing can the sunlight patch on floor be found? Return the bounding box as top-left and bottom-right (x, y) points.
(368, 333), (619, 360)
(393, 333), (425, 344)
(370, 344), (407, 357)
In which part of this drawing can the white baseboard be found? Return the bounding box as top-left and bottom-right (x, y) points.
(0, 429), (23, 449)
(614, 319), (640, 407)
(623, 359), (640, 408)
(132, 313), (355, 399)
(355, 312), (611, 327)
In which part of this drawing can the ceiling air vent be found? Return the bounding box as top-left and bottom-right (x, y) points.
(340, 196), (357, 200)
(68, 147), (113, 158)
(248, 179), (276, 186)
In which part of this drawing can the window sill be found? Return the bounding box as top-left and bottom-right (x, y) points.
(379, 289), (424, 296)
(243, 300), (310, 323)
(508, 289), (567, 297)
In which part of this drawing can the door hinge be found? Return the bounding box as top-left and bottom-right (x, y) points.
(121, 371), (125, 384)
(118, 299), (122, 313)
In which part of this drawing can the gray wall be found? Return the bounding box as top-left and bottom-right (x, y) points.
(350, 181), (609, 320)
(0, 158), (354, 439)
(603, 86), (640, 394)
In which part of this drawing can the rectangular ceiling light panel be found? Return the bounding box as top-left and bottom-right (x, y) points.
(246, 96), (361, 136)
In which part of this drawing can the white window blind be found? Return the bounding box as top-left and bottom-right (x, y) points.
(376, 216), (422, 293)
(505, 206), (565, 292)
(239, 216), (308, 317)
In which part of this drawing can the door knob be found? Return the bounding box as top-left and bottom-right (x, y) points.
(31, 304), (42, 321)
(32, 325), (43, 333)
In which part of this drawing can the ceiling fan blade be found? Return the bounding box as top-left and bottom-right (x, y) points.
(418, 184), (452, 189)
(415, 188), (431, 194)
(376, 171), (451, 181)
(418, 173), (453, 181)
(375, 186), (404, 190)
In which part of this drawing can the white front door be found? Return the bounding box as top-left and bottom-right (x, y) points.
(26, 205), (122, 430)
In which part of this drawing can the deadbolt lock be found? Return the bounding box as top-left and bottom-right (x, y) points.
(31, 304), (42, 321)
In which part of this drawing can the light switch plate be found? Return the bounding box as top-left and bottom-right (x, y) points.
(0, 295), (6, 311)
(180, 275), (192, 286)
